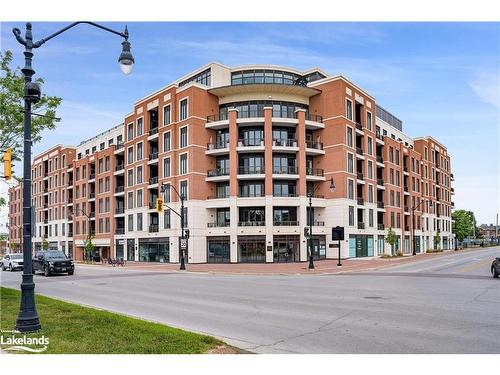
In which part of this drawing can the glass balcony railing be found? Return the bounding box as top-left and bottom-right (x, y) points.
(238, 166), (265, 175)
(207, 168), (230, 177)
(273, 166), (298, 175)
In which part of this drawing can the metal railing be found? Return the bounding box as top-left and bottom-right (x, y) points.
(304, 113), (323, 123)
(149, 224), (159, 233)
(273, 139), (297, 147)
(115, 142), (124, 150)
(207, 168), (230, 177)
(357, 172), (364, 180)
(305, 140), (324, 150)
(356, 147), (363, 155)
(149, 128), (158, 136)
(377, 156), (383, 163)
(273, 193), (298, 198)
(115, 185), (124, 193)
(149, 152), (159, 160)
(273, 166), (298, 175)
(115, 164), (124, 171)
(237, 139), (265, 147)
(377, 201), (384, 209)
(89, 173), (95, 180)
(357, 222), (365, 229)
(273, 220), (299, 226)
(115, 207), (124, 214)
(308, 220), (325, 226)
(238, 193), (265, 198)
(149, 176), (158, 185)
(356, 122), (363, 131)
(115, 227), (125, 235)
(357, 198), (364, 205)
(306, 168), (324, 176)
(89, 192), (95, 199)
(238, 221), (265, 226)
(378, 224), (385, 230)
(377, 178), (384, 186)
(238, 166), (265, 175)
(207, 142), (229, 150)
(207, 195), (229, 199)
(207, 222), (230, 228)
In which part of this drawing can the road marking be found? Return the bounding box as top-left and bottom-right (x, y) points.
(456, 259), (493, 274)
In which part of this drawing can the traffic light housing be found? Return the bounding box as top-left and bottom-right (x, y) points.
(3, 148), (12, 180)
(184, 229), (190, 239)
(156, 197), (164, 212)
(304, 227), (310, 238)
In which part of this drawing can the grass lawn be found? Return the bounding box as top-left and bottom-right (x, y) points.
(0, 287), (233, 354)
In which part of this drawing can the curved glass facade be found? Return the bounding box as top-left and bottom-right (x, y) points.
(219, 100), (308, 120)
(231, 69), (325, 86)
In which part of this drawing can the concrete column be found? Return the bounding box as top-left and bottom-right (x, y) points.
(299, 199), (308, 261)
(230, 197), (238, 262)
(265, 196), (274, 263)
(295, 109), (307, 197)
(229, 108), (239, 197)
(263, 107), (273, 196)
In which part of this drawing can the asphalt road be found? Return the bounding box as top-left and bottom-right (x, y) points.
(1, 247), (499, 354)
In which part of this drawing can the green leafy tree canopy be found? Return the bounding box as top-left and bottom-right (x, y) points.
(452, 209), (475, 242)
(0, 50), (62, 163)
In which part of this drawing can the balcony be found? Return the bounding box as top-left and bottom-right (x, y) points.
(207, 222), (230, 228)
(67, 231), (73, 237)
(89, 173), (96, 180)
(115, 227), (125, 235)
(115, 164), (124, 172)
(404, 186), (409, 193)
(377, 178), (384, 186)
(67, 180), (73, 186)
(273, 193), (298, 198)
(356, 122), (363, 131)
(115, 185), (124, 194)
(67, 197), (73, 204)
(376, 132), (384, 142)
(149, 224), (159, 233)
(357, 172), (364, 181)
(273, 166), (298, 175)
(357, 198), (364, 205)
(304, 113), (323, 123)
(238, 221), (265, 226)
(89, 211), (95, 218)
(404, 226), (410, 232)
(377, 224), (385, 230)
(115, 142), (124, 151)
(237, 139), (265, 153)
(149, 128), (159, 136)
(148, 202), (157, 210)
(89, 192), (95, 200)
(149, 176), (159, 185)
(115, 207), (125, 214)
(273, 138), (298, 148)
(238, 166), (265, 175)
(148, 152), (159, 161)
(306, 168), (324, 177)
(376, 156), (384, 164)
(206, 142), (229, 155)
(305, 140), (324, 150)
(357, 222), (365, 229)
(404, 206), (409, 213)
(207, 195), (230, 200)
(43, 219), (48, 224)
(207, 168), (230, 177)
(239, 193), (265, 198)
(451, 187), (455, 194)
(274, 220), (299, 226)
(308, 221), (325, 226)
(377, 201), (385, 209)
(450, 173), (454, 180)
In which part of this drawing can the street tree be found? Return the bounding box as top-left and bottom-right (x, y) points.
(452, 209), (474, 242)
(386, 227), (398, 255)
(0, 50), (62, 162)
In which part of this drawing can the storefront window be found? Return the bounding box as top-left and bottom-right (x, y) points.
(238, 236), (266, 263)
(139, 240), (169, 263)
(207, 237), (230, 263)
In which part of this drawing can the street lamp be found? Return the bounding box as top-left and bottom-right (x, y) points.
(307, 177), (335, 270)
(160, 183), (188, 270)
(12, 21), (134, 333)
(411, 200), (433, 256)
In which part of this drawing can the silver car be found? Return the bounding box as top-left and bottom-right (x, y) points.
(1, 253), (24, 271)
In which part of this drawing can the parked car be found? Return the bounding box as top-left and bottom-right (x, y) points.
(491, 257), (500, 278)
(1, 253), (24, 271)
(33, 250), (74, 276)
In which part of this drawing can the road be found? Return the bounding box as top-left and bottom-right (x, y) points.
(1, 247), (499, 353)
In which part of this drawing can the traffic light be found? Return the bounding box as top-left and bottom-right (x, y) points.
(304, 227), (310, 238)
(3, 148), (12, 180)
(156, 197), (164, 212)
(184, 229), (190, 239)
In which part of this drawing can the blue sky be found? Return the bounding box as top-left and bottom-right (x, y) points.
(0, 22), (499, 225)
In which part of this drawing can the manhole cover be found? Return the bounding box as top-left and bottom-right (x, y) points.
(364, 296), (383, 299)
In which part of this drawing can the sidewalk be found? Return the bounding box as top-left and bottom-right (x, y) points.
(78, 248), (491, 276)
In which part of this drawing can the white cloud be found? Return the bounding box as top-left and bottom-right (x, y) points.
(468, 69), (500, 108)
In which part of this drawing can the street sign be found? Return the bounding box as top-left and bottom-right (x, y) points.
(180, 237), (187, 250)
(332, 226), (345, 241)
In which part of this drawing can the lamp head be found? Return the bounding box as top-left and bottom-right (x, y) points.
(118, 30), (134, 75)
(329, 177), (336, 192)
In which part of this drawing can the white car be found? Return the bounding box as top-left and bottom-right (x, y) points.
(1, 253), (24, 271)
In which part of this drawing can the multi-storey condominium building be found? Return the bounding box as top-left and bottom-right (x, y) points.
(8, 62), (455, 262)
(7, 184), (23, 251)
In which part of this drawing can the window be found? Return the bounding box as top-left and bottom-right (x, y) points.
(366, 111), (372, 131)
(137, 166), (143, 183)
(137, 189), (143, 208)
(128, 214), (133, 231)
(127, 147), (134, 164)
(368, 160), (373, 179)
(127, 169), (134, 186)
(163, 157), (171, 177)
(349, 206), (354, 226)
(98, 159), (103, 173)
(180, 126), (188, 148)
(347, 153), (354, 173)
(137, 213), (143, 231)
(180, 180), (188, 200)
(346, 99), (353, 120)
(137, 142), (143, 160)
(163, 105), (171, 126)
(180, 98), (188, 120)
(105, 156), (110, 171)
(367, 137), (373, 155)
(163, 131), (171, 152)
(368, 185), (374, 203)
(127, 191), (134, 209)
(180, 153), (188, 175)
(105, 218), (110, 233)
(127, 122), (134, 141)
(369, 209), (374, 227)
(348, 179), (354, 199)
(105, 177), (110, 192)
(163, 209), (171, 229)
(137, 118), (143, 136)
(346, 127), (353, 148)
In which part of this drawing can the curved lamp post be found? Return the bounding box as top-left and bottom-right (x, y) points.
(12, 21), (134, 333)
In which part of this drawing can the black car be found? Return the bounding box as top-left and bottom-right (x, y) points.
(492, 257), (500, 278)
(33, 250), (74, 276)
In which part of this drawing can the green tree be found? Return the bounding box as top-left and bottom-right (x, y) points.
(434, 231), (441, 250)
(84, 237), (95, 262)
(452, 209), (474, 242)
(0, 50), (62, 163)
(41, 235), (49, 251)
(386, 227), (398, 255)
